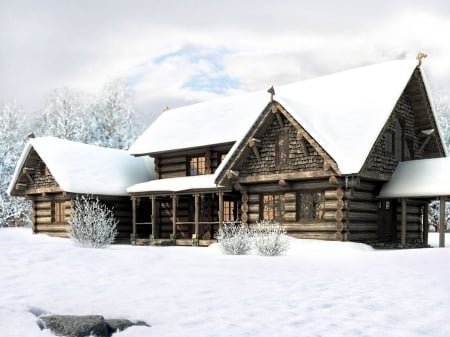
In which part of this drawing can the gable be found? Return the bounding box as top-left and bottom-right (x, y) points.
(361, 68), (445, 179)
(11, 148), (62, 196)
(217, 102), (338, 185)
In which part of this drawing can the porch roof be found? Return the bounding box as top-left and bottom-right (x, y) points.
(378, 157), (450, 199)
(127, 174), (227, 195)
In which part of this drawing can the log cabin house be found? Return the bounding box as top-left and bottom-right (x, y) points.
(127, 58), (446, 247)
(8, 137), (153, 242)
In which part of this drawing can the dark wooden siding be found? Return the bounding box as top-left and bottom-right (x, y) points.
(240, 114), (324, 177)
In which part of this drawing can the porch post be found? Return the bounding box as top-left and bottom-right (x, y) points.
(218, 191), (224, 232)
(151, 195), (157, 239)
(423, 202), (429, 247)
(194, 193), (200, 243)
(172, 194), (177, 239)
(439, 196), (445, 248)
(131, 197), (137, 244)
(401, 198), (407, 247)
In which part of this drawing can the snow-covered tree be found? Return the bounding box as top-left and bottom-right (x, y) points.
(428, 200), (450, 232)
(90, 80), (137, 149)
(39, 88), (91, 143)
(68, 195), (118, 248)
(249, 220), (290, 256)
(0, 101), (32, 227)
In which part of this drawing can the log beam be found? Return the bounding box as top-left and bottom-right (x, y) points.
(131, 197), (137, 244)
(439, 196), (445, 248)
(423, 202), (429, 246)
(151, 195), (157, 239)
(218, 192), (224, 231)
(401, 198), (407, 247)
(172, 194), (177, 237)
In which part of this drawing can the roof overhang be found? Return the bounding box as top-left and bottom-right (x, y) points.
(378, 157), (450, 199)
(127, 174), (230, 196)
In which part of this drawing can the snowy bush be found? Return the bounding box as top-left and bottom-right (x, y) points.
(68, 195), (118, 248)
(217, 221), (251, 255)
(249, 220), (290, 256)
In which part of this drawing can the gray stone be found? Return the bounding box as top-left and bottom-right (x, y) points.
(40, 315), (109, 337)
(39, 314), (150, 337)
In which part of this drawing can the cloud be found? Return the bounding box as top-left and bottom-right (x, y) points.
(1, 0), (450, 122)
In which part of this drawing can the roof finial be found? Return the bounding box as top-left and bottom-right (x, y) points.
(416, 51), (428, 66)
(163, 105), (170, 112)
(27, 132), (35, 139)
(267, 86), (275, 102)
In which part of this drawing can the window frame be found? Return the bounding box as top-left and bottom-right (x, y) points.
(187, 155), (207, 176)
(260, 194), (285, 222)
(296, 191), (325, 222)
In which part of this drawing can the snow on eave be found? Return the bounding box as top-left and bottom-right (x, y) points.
(418, 65), (448, 157)
(378, 157), (450, 199)
(9, 137), (154, 197)
(127, 174), (227, 194)
(7, 141), (33, 196)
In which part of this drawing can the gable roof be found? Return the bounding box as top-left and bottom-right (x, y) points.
(8, 137), (154, 197)
(128, 91), (268, 156)
(378, 157), (450, 198)
(131, 59), (440, 177)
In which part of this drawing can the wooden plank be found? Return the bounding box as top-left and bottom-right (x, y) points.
(35, 202), (52, 209)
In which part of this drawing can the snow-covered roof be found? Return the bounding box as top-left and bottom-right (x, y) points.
(131, 59), (423, 175)
(127, 174), (227, 194)
(378, 157), (450, 198)
(274, 59), (418, 174)
(8, 137), (154, 196)
(129, 91), (268, 156)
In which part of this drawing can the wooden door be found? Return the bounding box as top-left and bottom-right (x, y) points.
(378, 200), (397, 241)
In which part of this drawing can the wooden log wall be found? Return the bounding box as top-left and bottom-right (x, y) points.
(242, 178), (345, 240)
(32, 196), (72, 238)
(155, 146), (231, 179)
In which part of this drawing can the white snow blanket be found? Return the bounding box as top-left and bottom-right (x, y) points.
(0, 228), (449, 337)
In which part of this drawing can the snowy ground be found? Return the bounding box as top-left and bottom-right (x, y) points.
(1, 228), (449, 337)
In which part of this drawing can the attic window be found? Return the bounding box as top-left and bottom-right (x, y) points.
(384, 132), (394, 155)
(276, 131), (289, 168)
(188, 156), (206, 176)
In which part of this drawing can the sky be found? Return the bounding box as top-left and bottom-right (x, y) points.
(1, 0), (450, 124)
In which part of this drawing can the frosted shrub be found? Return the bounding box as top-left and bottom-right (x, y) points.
(217, 221), (251, 255)
(68, 195), (118, 248)
(250, 220), (290, 256)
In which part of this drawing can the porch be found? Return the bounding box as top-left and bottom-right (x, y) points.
(128, 175), (238, 246)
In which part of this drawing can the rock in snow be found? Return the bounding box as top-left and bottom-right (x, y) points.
(39, 315), (150, 337)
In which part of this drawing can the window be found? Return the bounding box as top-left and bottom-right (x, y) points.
(188, 156), (206, 176)
(297, 192), (324, 221)
(261, 194), (284, 222)
(384, 132), (394, 155)
(223, 200), (238, 221)
(54, 201), (65, 223)
(276, 132), (289, 167)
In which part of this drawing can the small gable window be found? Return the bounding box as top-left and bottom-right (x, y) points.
(275, 132), (289, 168)
(384, 132), (394, 155)
(260, 194), (284, 222)
(188, 156), (207, 176)
(296, 192), (324, 222)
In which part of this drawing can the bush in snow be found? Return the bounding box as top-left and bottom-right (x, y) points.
(68, 195), (118, 248)
(249, 220), (290, 256)
(217, 221), (251, 255)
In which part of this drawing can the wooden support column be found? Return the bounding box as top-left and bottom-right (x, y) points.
(151, 195), (157, 239)
(439, 196), (445, 248)
(131, 197), (137, 244)
(194, 193), (200, 245)
(423, 202), (429, 246)
(401, 198), (407, 247)
(172, 194), (177, 238)
(218, 192), (224, 231)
